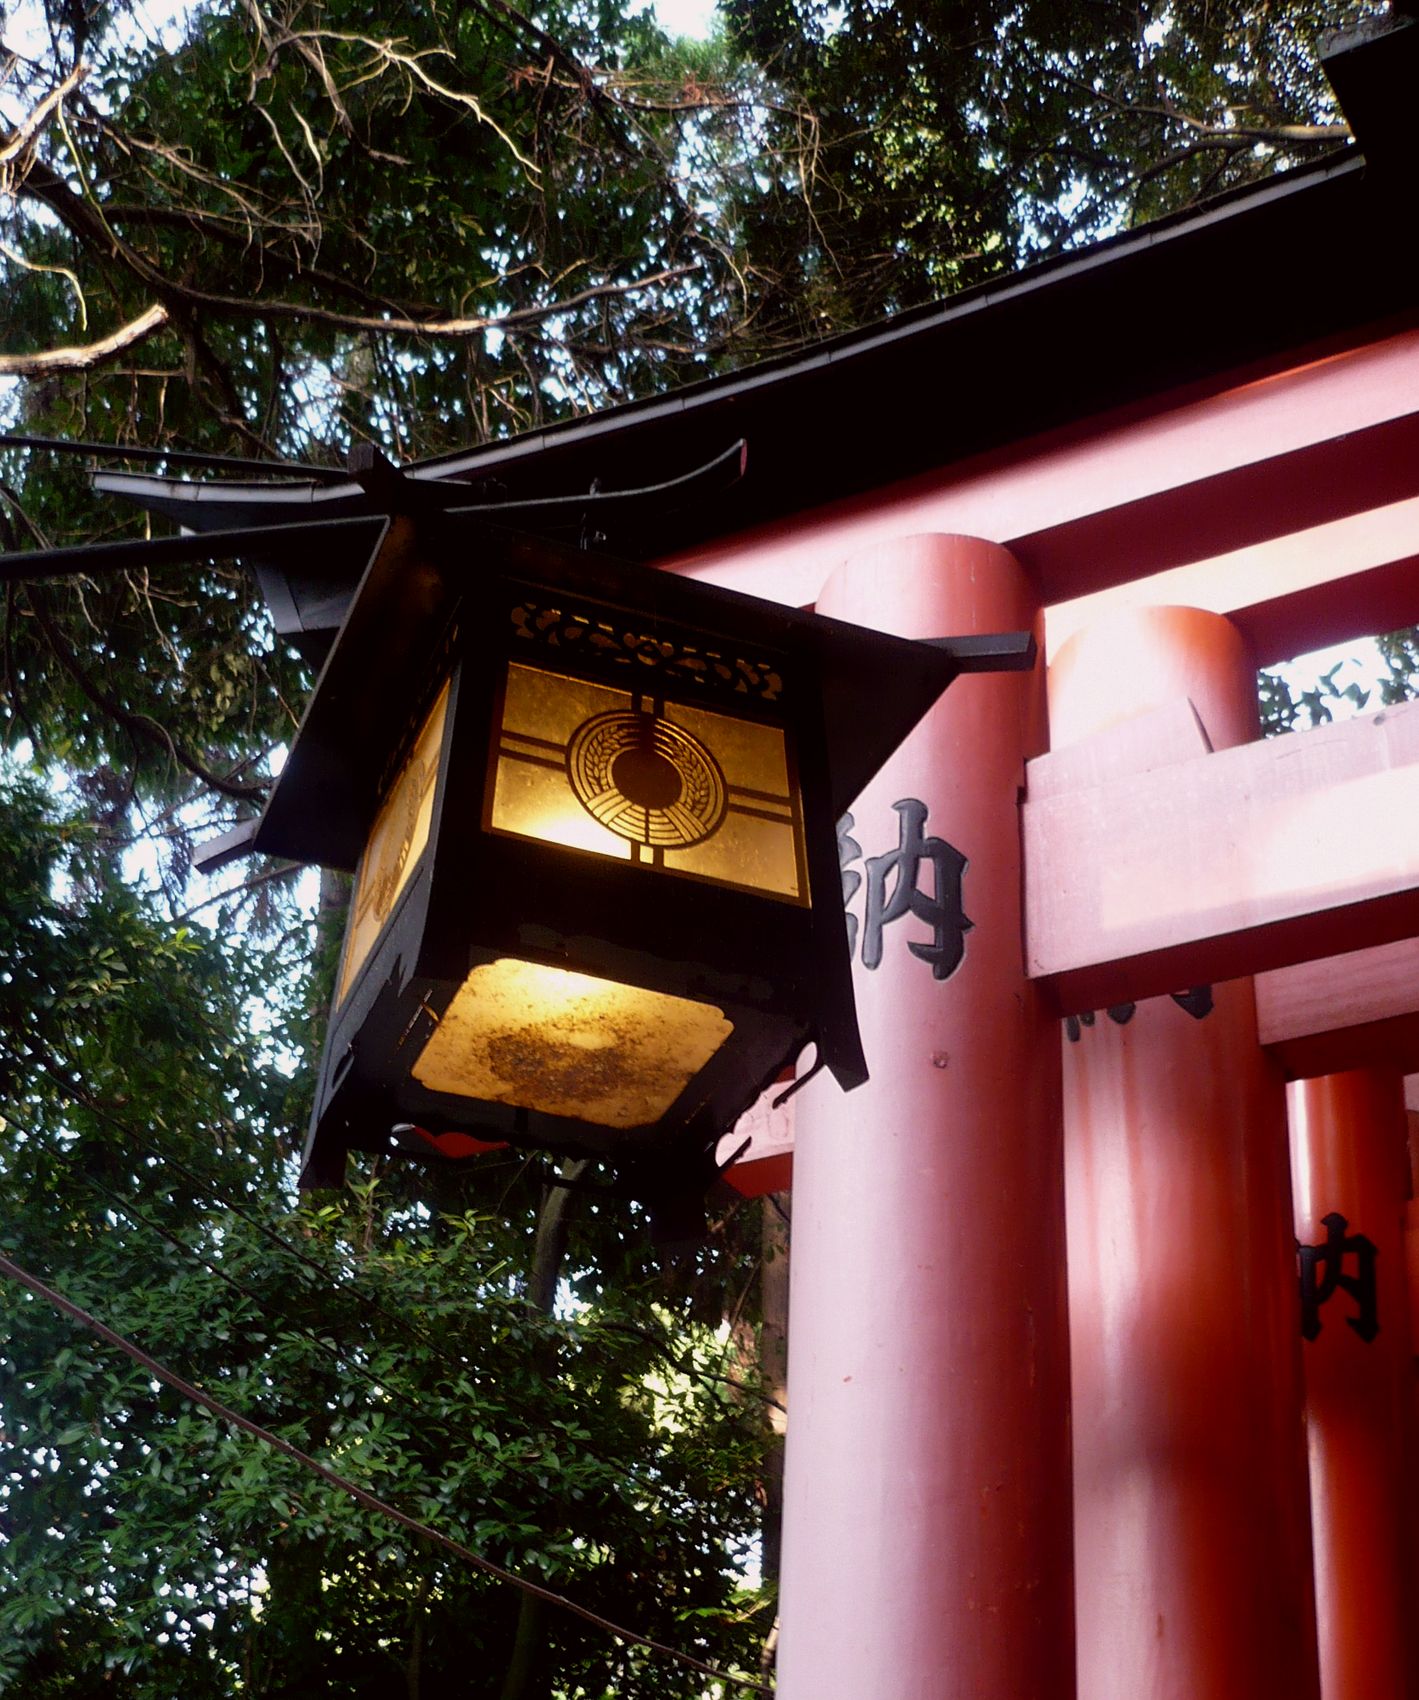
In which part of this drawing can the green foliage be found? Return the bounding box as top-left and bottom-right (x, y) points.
(715, 0), (1369, 347)
(1258, 628), (1419, 737)
(2, 0), (750, 469)
(2, 0), (1373, 469)
(0, 778), (773, 1696)
(0, 0), (1380, 803)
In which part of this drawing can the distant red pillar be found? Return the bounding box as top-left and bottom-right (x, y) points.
(778, 535), (1073, 1700)
(1406, 1098), (1419, 1341)
(1290, 1070), (1418, 1700)
(1406, 1103), (1419, 1482)
(1051, 607), (1319, 1700)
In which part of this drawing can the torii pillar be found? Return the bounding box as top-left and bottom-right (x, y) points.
(1051, 607), (1319, 1700)
(777, 535), (1074, 1700)
(1289, 1070), (1418, 1700)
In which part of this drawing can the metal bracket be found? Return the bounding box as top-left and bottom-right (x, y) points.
(921, 630), (1036, 673)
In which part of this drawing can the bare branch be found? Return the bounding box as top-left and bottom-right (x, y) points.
(175, 861), (299, 923)
(1133, 134), (1255, 188)
(467, 0), (643, 159)
(96, 203), (409, 311)
(24, 585), (269, 802)
(96, 119), (305, 244)
(262, 19), (541, 175)
(0, 60), (85, 167)
(0, 234), (89, 328)
(1040, 64), (1351, 149)
(13, 153), (695, 344)
(0, 303), (170, 377)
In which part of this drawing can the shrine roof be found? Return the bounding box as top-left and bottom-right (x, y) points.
(102, 150), (1413, 555)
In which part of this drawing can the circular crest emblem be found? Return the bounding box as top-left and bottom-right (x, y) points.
(567, 710), (728, 849)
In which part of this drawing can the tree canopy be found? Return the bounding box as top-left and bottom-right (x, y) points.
(0, 1), (1393, 1694)
(2, 0), (1364, 466)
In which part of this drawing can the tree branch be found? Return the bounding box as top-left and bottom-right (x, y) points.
(23, 585), (269, 801)
(98, 202), (432, 317)
(174, 861), (299, 924)
(0, 62), (86, 167)
(12, 160), (698, 341)
(0, 303), (170, 377)
(468, 0), (643, 159)
(248, 15), (539, 174)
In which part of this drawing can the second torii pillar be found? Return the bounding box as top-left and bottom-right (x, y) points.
(1052, 607), (1319, 1700)
(1290, 1071), (1418, 1700)
(777, 535), (1074, 1700)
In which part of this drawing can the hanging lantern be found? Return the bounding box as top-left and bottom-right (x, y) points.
(252, 513), (1030, 1226)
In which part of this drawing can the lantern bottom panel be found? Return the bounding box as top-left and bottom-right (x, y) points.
(411, 956), (733, 1129)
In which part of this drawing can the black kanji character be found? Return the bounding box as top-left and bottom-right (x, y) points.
(1298, 1212), (1379, 1342)
(860, 798), (971, 982)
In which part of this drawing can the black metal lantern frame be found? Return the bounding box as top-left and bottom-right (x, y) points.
(251, 511), (1030, 1206)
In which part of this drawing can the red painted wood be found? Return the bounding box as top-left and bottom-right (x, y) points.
(1023, 698), (1419, 1012)
(1051, 606), (1319, 1700)
(716, 1084), (794, 1198)
(406, 1126), (507, 1160)
(1406, 1107), (1419, 1500)
(1258, 939), (1419, 1079)
(721, 715), (1419, 1177)
(1047, 491), (1419, 667)
(1024, 695), (1211, 800)
(657, 328), (1419, 629)
(1290, 1072), (1419, 1700)
(777, 535), (1072, 1700)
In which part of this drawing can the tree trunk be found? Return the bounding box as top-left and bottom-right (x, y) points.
(499, 1157), (589, 1700)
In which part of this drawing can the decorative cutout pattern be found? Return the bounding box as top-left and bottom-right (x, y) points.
(511, 598), (784, 703)
(567, 710), (728, 849)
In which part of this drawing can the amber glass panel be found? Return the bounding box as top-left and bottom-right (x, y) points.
(412, 959), (733, 1129)
(338, 682), (448, 1004)
(490, 660), (807, 902)
(661, 807), (802, 898)
(663, 702), (806, 902)
(489, 664), (633, 858)
(666, 702), (789, 793)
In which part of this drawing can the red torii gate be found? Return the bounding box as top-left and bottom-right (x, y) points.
(695, 221), (1419, 1700)
(61, 34), (1419, 1690)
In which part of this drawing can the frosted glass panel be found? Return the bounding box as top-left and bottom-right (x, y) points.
(664, 702), (805, 901)
(412, 958), (733, 1128)
(662, 809), (801, 897)
(339, 682), (448, 1003)
(501, 661), (632, 747)
(490, 664), (634, 857)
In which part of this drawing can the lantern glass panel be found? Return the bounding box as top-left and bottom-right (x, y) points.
(489, 663), (635, 857)
(411, 958), (734, 1128)
(338, 680), (449, 1003)
(659, 701), (805, 900)
(488, 660), (808, 902)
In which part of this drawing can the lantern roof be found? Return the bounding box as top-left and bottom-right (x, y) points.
(251, 512), (1023, 871)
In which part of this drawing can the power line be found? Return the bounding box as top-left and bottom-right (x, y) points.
(29, 1040), (775, 1425)
(7, 1091), (754, 1536)
(0, 1246), (773, 1696)
(44, 1137), (700, 1511)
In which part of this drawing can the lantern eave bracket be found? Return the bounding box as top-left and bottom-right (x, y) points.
(921, 631), (1037, 673)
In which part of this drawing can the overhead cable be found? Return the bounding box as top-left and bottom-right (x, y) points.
(0, 1247), (772, 1696)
